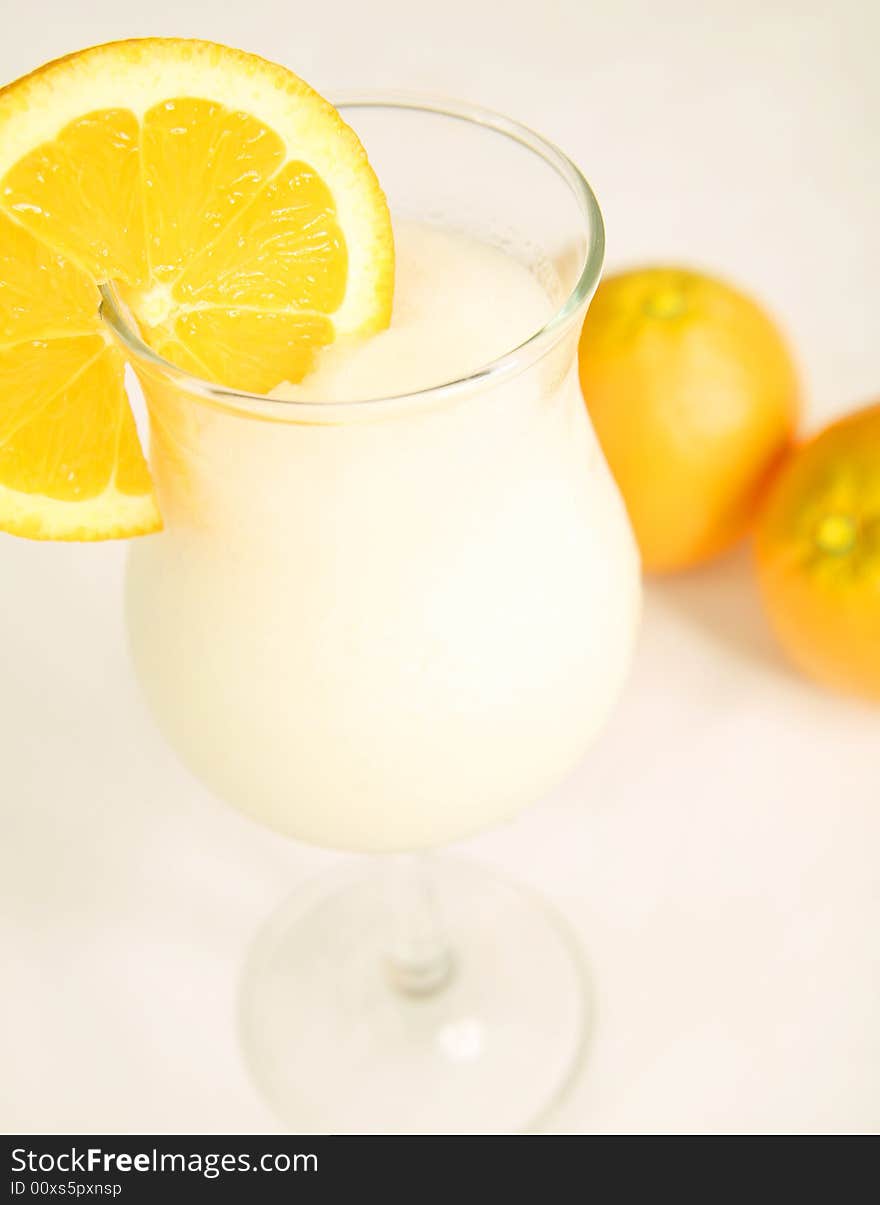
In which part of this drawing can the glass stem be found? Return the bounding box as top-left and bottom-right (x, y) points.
(384, 854), (454, 997)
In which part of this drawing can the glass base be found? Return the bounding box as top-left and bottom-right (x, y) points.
(239, 858), (591, 1134)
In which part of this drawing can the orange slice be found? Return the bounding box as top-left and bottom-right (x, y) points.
(0, 38), (394, 539)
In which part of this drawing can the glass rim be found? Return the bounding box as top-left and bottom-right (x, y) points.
(99, 92), (605, 414)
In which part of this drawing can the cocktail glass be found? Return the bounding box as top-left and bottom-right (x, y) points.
(101, 96), (641, 1134)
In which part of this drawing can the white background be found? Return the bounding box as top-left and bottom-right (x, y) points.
(1, 0), (878, 1134)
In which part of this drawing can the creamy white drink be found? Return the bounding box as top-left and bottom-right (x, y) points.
(126, 220), (640, 851)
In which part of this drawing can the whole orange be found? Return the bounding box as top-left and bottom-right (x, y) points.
(578, 267), (801, 572)
(754, 402), (880, 701)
